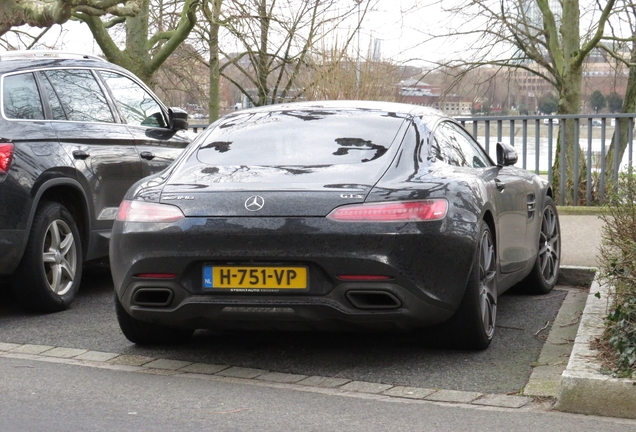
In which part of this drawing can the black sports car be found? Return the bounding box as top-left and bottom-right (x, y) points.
(110, 101), (560, 349)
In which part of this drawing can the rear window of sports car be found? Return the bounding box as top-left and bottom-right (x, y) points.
(196, 109), (406, 165)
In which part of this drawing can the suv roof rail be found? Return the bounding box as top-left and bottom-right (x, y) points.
(0, 50), (106, 62)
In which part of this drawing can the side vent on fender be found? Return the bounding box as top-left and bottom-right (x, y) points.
(527, 194), (536, 219)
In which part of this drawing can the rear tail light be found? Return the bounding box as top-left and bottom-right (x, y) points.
(0, 142), (14, 174)
(116, 200), (184, 222)
(327, 199), (447, 222)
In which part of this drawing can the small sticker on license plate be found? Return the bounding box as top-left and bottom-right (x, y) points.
(203, 265), (307, 289)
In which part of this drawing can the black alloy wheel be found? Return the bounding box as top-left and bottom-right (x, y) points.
(521, 197), (561, 294)
(444, 220), (497, 350)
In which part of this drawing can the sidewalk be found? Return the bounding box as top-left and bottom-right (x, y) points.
(559, 213), (605, 268)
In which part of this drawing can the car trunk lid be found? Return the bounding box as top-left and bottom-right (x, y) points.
(160, 164), (377, 217)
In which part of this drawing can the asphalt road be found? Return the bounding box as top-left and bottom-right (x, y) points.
(0, 269), (571, 395)
(3, 356), (635, 432)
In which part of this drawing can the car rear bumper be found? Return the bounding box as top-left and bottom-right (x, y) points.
(111, 216), (478, 330)
(119, 279), (456, 331)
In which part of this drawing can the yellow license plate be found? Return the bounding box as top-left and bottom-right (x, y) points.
(204, 266), (307, 289)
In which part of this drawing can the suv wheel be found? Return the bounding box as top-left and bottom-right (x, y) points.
(12, 201), (82, 312)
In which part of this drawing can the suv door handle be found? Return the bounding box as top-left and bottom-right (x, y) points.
(140, 151), (155, 160)
(72, 150), (90, 160)
(494, 178), (505, 191)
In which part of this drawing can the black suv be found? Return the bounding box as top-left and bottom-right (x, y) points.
(0, 51), (190, 312)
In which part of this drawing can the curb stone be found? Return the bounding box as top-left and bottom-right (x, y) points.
(341, 381), (393, 394)
(297, 376), (351, 388)
(257, 372), (308, 383)
(10, 344), (54, 355)
(557, 265), (597, 287)
(472, 394), (532, 408)
(216, 366), (268, 379)
(0, 344), (546, 410)
(41, 347), (87, 358)
(523, 286), (588, 398)
(555, 276), (636, 419)
(425, 389), (482, 403)
(382, 386), (436, 399)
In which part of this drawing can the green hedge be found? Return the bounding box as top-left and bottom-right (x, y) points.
(599, 170), (636, 378)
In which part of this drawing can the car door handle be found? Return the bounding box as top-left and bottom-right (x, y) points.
(72, 150), (90, 160)
(140, 151), (155, 160)
(494, 178), (505, 191)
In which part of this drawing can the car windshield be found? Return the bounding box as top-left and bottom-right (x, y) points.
(196, 109), (406, 166)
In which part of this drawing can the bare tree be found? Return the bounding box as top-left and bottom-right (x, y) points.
(153, 42), (210, 108)
(415, 0), (616, 204)
(600, 1), (636, 194)
(217, 0), (367, 107)
(184, 0), (372, 121)
(0, 0), (138, 38)
(197, 0), (222, 120)
(74, 0), (198, 87)
(302, 40), (403, 101)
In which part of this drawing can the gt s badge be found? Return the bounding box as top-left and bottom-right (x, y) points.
(163, 196), (194, 200)
(340, 194), (364, 199)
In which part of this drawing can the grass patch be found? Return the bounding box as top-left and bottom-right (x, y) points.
(556, 206), (604, 215)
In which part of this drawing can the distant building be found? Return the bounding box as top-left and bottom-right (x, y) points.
(511, 48), (628, 113)
(399, 78), (472, 116)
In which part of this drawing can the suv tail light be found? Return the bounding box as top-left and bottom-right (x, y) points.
(116, 200), (185, 222)
(0, 142), (14, 174)
(327, 199), (448, 222)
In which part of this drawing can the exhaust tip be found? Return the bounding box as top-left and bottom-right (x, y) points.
(132, 288), (174, 307)
(345, 290), (401, 310)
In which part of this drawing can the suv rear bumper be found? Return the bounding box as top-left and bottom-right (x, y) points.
(0, 229), (26, 274)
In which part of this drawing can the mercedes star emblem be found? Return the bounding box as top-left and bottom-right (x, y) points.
(245, 195), (265, 211)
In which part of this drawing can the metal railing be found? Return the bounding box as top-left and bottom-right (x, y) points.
(188, 114), (636, 206)
(189, 123), (209, 134)
(457, 114), (636, 206)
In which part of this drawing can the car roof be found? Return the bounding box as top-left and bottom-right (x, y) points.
(234, 100), (444, 119)
(0, 51), (130, 75)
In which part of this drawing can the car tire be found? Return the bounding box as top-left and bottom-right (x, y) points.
(114, 295), (194, 345)
(520, 197), (561, 294)
(11, 201), (82, 312)
(445, 220), (497, 350)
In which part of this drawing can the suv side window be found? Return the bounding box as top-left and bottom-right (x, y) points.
(44, 69), (114, 123)
(39, 72), (67, 121)
(99, 71), (167, 128)
(2, 73), (45, 120)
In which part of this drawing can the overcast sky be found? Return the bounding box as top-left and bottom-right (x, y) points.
(29, 0), (447, 66)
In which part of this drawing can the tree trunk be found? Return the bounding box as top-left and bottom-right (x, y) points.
(78, 0), (197, 90)
(550, 0), (587, 205)
(207, 0), (223, 121)
(604, 35), (636, 194)
(552, 64), (587, 205)
(125, 0), (153, 85)
(257, 0), (270, 106)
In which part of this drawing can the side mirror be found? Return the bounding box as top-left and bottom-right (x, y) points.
(168, 107), (189, 131)
(496, 142), (518, 167)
